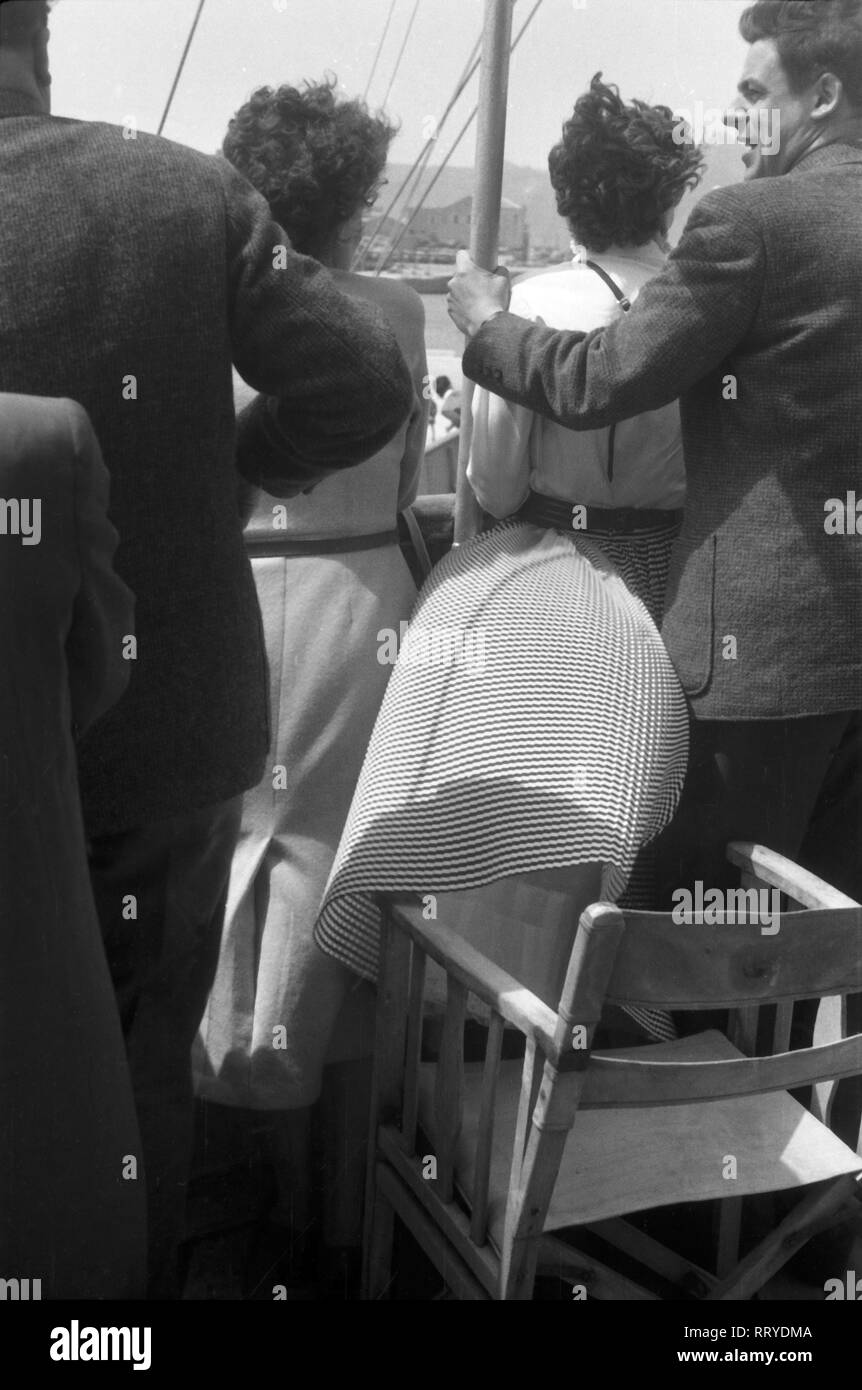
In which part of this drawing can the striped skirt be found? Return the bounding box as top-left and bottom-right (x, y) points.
(313, 519), (689, 1029)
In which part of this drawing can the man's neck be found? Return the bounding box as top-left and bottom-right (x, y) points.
(790, 113), (862, 168)
(826, 112), (862, 146)
(0, 56), (47, 112)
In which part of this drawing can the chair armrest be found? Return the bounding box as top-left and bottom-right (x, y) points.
(381, 895), (560, 1058)
(726, 842), (859, 910)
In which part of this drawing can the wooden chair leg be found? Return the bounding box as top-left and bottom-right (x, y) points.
(500, 1236), (541, 1301)
(500, 1123), (570, 1300)
(362, 1161), (396, 1301)
(706, 1173), (860, 1301)
(378, 1162), (491, 1299)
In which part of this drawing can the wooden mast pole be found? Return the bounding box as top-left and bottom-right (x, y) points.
(453, 0), (515, 545)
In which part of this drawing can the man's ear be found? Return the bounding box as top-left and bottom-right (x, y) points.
(811, 71), (843, 123)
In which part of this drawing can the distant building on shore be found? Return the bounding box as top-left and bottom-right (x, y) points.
(405, 195), (528, 260)
(358, 194), (530, 268)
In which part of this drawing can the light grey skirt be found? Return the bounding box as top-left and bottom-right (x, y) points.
(314, 519), (688, 1038)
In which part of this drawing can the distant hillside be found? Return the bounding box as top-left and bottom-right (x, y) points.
(380, 144), (745, 252)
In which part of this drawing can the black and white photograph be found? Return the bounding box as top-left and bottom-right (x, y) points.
(1, 0), (861, 1364)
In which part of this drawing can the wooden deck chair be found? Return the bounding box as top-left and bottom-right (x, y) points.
(361, 842), (862, 1300)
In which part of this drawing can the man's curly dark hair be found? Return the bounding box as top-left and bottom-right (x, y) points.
(223, 77), (398, 260)
(548, 74), (705, 254)
(740, 1), (862, 107)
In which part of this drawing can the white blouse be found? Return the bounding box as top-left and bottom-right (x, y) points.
(467, 240), (686, 517)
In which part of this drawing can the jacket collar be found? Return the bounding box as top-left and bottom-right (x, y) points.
(0, 88), (47, 119)
(789, 139), (862, 176)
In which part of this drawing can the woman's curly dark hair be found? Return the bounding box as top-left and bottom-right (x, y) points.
(548, 74), (705, 253)
(223, 76), (398, 259)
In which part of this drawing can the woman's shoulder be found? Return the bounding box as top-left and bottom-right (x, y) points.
(509, 265), (579, 311)
(331, 271), (425, 334)
(512, 263), (575, 291)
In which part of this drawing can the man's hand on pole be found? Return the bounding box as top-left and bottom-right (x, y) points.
(447, 249), (511, 339)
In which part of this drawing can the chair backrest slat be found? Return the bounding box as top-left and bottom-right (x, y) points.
(434, 975), (467, 1202)
(582, 1034), (862, 1107)
(602, 907), (862, 1009)
(470, 1012), (504, 1245)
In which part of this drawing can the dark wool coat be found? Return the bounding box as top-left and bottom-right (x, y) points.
(0, 394), (145, 1296)
(0, 89), (413, 833)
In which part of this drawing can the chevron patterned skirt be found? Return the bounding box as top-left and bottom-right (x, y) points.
(313, 519), (689, 1032)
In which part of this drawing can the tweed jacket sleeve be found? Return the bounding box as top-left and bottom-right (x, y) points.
(463, 187), (767, 431)
(217, 159), (414, 493)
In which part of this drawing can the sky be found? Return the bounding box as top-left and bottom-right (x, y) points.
(48, 0), (752, 167)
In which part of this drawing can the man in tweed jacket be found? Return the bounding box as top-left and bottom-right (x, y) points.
(450, 1), (862, 1161)
(0, 1), (412, 1294)
(450, 3), (862, 911)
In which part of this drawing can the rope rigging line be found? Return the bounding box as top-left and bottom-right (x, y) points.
(380, 0), (421, 109)
(355, 29), (483, 271)
(157, 0), (207, 138)
(374, 0), (546, 275)
(375, 104), (477, 273)
(363, 0), (399, 102)
(365, 140), (435, 268)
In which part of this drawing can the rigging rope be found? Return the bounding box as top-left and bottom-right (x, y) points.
(376, 106), (476, 273)
(374, 0), (546, 274)
(157, 0), (207, 137)
(363, 0), (398, 102)
(380, 0), (420, 109)
(356, 30), (483, 271)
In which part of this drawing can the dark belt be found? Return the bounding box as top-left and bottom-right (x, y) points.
(245, 528), (399, 558)
(518, 490), (682, 536)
